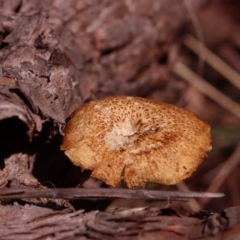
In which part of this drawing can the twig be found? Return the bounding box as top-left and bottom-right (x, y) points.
(201, 143), (240, 206)
(183, 34), (240, 91)
(182, 1), (205, 75)
(177, 181), (201, 212)
(0, 188), (224, 200)
(173, 61), (240, 119)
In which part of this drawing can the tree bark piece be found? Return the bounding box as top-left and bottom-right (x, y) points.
(0, 203), (239, 240)
(0, 0), (206, 138)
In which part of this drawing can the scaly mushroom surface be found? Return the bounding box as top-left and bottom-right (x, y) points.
(61, 96), (211, 188)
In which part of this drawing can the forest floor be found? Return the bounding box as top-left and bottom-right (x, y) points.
(0, 0), (240, 239)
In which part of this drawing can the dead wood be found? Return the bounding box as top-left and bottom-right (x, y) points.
(0, 0), (205, 137)
(0, 11), (75, 133)
(0, 203), (239, 240)
(0, 187), (224, 200)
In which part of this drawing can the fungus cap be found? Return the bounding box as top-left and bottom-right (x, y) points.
(61, 96), (211, 188)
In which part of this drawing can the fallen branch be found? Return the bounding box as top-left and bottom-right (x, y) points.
(0, 187), (224, 200)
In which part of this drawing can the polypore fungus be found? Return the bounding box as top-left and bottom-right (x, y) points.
(61, 96), (211, 188)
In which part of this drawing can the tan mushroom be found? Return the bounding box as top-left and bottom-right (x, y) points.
(61, 96), (211, 188)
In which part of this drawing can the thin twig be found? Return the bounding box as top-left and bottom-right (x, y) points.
(177, 181), (201, 212)
(201, 143), (240, 206)
(173, 61), (240, 119)
(0, 188), (224, 200)
(182, 1), (205, 75)
(183, 34), (240, 91)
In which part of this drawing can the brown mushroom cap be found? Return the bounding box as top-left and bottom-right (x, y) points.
(61, 96), (211, 188)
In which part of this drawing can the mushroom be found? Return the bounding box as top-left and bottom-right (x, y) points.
(61, 96), (211, 188)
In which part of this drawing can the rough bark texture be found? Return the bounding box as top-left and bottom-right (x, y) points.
(0, 203), (240, 240)
(0, 0), (240, 239)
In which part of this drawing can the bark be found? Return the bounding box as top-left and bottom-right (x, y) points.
(0, 0), (205, 136)
(0, 203), (240, 240)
